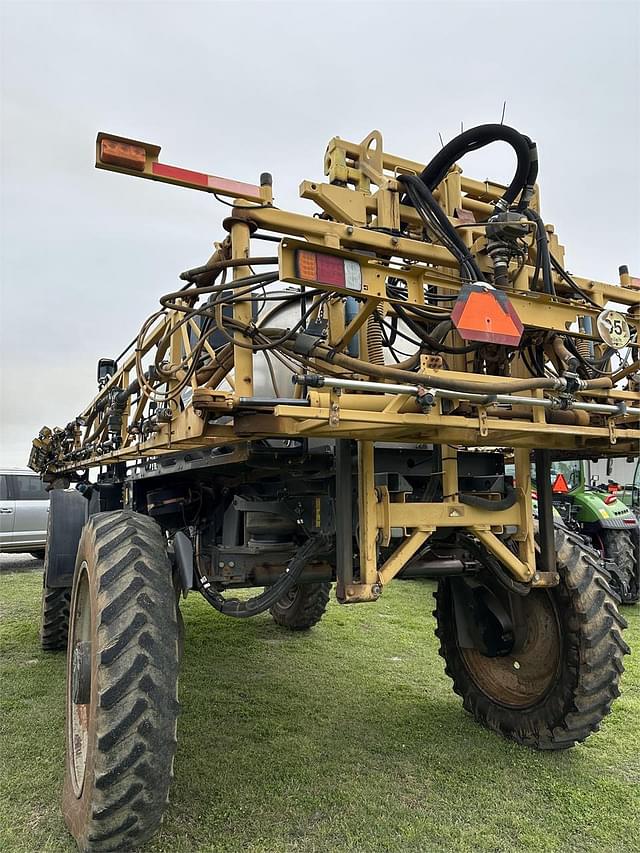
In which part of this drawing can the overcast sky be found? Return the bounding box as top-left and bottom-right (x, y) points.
(1, 0), (639, 467)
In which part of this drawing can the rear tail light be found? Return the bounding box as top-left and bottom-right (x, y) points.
(604, 495), (617, 505)
(296, 250), (362, 291)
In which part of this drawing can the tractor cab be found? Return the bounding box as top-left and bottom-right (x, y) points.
(550, 460), (637, 532)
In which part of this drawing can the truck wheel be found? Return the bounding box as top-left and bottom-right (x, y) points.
(270, 581), (331, 630)
(62, 511), (180, 852)
(601, 529), (639, 605)
(41, 584), (72, 651)
(434, 526), (629, 750)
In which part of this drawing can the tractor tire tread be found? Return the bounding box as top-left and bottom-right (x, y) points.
(434, 524), (628, 751)
(41, 585), (71, 651)
(270, 581), (331, 630)
(64, 511), (179, 853)
(602, 528), (639, 605)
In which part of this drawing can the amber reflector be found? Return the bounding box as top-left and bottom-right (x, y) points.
(100, 139), (146, 171)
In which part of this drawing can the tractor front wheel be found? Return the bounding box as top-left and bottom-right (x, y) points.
(62, 511), (180, 852)
(434, 526), (628, 750)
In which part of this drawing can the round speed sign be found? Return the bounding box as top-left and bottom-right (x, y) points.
(596, 310), (631, 349)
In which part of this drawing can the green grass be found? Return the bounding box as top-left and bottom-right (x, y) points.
(1, 569), (639, 853)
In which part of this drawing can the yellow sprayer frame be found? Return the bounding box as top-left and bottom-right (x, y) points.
(32, 129), (640, 600)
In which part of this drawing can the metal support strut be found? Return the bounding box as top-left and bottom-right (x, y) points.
(534, 449), (556, 573)
(335, 439), (354, 602)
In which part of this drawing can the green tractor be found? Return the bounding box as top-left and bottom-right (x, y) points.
(621, 457), (640, 520)
(543, 460), (639, 604)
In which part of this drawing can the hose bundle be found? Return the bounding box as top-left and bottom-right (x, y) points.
(418, 124), (538, 212)
(195, 532), (332, 618)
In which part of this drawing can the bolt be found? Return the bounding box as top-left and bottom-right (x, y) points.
(219, 561), (225, 568)
(391, 236), (399, 246)
(371, 583), (382, 598)
(533, 572), (540, 583)
(228, 561), (235, 568)
(346, 226), (354, 236)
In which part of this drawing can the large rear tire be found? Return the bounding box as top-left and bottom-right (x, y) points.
(62, 511), (180, 852)
(270, 581), (331, 630)
(601, 528), (639, 605)
(434, 526), (629, 750)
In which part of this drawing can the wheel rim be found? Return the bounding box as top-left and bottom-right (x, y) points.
(459, 590), (562, 709)
(68, 561), (92, 797)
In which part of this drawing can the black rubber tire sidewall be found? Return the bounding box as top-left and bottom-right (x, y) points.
(434, 526), (628, 750)
(270, 581), (331, 630)
(62, 511), (180, 852)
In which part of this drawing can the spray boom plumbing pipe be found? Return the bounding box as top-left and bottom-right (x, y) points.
(291, 375), (639, 418)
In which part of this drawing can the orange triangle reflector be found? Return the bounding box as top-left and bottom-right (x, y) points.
(451, 284), (523, 346)
(552, 473), (570, 493)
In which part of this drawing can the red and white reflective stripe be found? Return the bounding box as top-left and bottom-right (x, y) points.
(151, 162), (262, 199)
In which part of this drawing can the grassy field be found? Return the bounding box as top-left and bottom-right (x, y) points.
(1, 565), (639, 853)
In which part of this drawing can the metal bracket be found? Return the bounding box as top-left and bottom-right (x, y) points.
(377, 484), (392, 547)
(478, 407), (489, 438)
(338, 582), (382, 603)
(531, 571), (560, 588)
(329, 388), (341, 427)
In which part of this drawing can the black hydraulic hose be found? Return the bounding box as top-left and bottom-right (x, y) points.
(418, 124), (537, 212)
(456, 532), (530, 596)
(459, 486), (517, 512)
(524, 209), (554, 295)
(160, 271), (279, 311)
(549, 255), (601, 309)
(195, 533), (332, 618)
(564, 337), (614, 378)
(395, 305), (481, 354)
(399, 174), (485, 282)
(179, 256), (278, 284)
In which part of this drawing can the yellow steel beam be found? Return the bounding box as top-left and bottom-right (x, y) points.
(357, 441), (378, 586)
(382, 501), (522, 529)
(377, 529), (432, 586)
(231, 215), (254, 397)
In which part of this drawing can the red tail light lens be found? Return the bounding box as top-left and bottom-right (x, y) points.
(296, 250), (362, 291)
